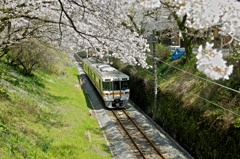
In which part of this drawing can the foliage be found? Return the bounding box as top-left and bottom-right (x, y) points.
(5, 39), (60, 76)
(115, 54), (240, 158)
(0, 85), (7, 98)
(0, 52), (112, 158)
(156, 43), (172, 61)
(1, 0), (240, 80)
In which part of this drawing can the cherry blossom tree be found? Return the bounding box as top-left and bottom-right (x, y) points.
(158, 0), (240, 80)
(55, 0), (150, 67)
(122, 0), (176, 36)
(0, 0), (62, 57)
(133, 0), (240, 80)
(1, 0), (240, 80)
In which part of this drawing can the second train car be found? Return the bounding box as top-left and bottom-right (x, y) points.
(82, 58), (130, 108)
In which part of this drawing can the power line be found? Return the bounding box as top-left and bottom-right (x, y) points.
(147, 54), (240, 117)
(150, 55), (240, 94)
(193, 94), (240, 117)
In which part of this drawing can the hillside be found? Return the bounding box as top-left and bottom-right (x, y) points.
(112, 45), (240, 159)
(0, 52), (112, 158)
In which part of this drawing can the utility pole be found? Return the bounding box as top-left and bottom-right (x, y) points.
(86, 48), (88, 58)
(152, 30), (158, 119)
(106, 49), (109, 64)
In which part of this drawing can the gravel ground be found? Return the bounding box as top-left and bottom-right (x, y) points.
(73, 58), (194, 159)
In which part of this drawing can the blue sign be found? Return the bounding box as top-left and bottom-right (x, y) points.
(172, 48), (185, 60)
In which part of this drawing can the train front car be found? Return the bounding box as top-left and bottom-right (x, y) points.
(83, 58), (130, 109)
(101, 70), (130, 108)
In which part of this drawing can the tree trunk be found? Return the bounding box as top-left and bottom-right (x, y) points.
(172, 12), (194, 63)
(0, 46), (9, 58)
(182, 35), (193, 63)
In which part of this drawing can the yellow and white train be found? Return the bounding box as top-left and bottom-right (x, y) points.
(83, 58), (130, 108)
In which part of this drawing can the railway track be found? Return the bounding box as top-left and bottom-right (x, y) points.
(74, 53), (83, 64)
(111, 109), (165, 159)
(74, 53), (193, 159)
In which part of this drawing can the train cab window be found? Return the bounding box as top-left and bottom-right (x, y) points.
(121, 81), (129, 90)
(113, 81), (120, 90)
(103, 82), (112, 90)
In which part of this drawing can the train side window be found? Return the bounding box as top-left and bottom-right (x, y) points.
(121, 81), (129, 90)
(103, 82), (112, 90)
(113, 81), (120, 90)
(99, 79), (101, 88)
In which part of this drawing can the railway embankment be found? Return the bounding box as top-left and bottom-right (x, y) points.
(113, 55), (240, 159)
(0, 52), (112, 158)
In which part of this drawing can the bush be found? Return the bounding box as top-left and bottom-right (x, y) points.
(6, 39), (56, 75)
(116, 57), (240, 159)
(156, 43), (172, 61)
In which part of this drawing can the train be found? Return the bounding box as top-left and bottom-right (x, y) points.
(82, 57), (130, 108)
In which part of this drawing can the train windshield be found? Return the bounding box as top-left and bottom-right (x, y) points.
(103, 81), (129, 91)
(121, 81), (129, 90)
(103, 82), (112, 90)
(103, 81), (119, 90)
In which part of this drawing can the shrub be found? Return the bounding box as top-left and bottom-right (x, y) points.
(156, 43), (172, 61)
(6, 39), (56, 75)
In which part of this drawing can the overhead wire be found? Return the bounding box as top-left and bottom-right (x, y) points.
(147, 54), (240, 117)
(155, 56), (240, 94)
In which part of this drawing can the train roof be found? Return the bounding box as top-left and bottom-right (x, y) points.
(83, 58), (129, 81)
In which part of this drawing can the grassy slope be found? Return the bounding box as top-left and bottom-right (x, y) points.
(0, 53), (112, 159)
(155, 58), (240, 158)
(115, 51), (240, 158)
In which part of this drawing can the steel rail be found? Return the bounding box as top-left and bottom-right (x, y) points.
(111, 110), (146, 159)
(76, 53), (165, 158)
(122, 109), (165, 159)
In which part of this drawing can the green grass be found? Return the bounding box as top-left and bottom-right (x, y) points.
(0, 54), (112, 159)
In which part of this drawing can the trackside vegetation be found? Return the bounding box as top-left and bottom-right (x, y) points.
(0, 49), (112, 158)
(112, 44), (240, 159)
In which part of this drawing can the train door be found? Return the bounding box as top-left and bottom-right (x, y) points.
(113, 81), (120, 91)
(113, 81), (121, 106)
